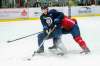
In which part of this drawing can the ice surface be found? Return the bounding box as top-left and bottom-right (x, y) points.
(0, 16), (100, 66)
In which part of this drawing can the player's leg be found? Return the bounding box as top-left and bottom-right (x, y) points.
(55, 38), (67, 54)
(49, 37), (67, 55)
(71, 24), (90, 54)
(48, 38), (57, 49)
(48, 28), (62, 49)
(74, 35), (90, 54)
(36, 32), (47, 53)
(49, 28), (67, 55)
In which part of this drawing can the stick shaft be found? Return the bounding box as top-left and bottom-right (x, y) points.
(7, 32), (42, 43)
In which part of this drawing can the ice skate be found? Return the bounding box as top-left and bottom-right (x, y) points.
(36, 48), (44, 53)
(80, 48), (90, 54)
(48, 45), (57, 49)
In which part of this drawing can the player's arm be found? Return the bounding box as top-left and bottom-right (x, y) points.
(54, 11), (64, 24)
(49, 9), (64, 24)
(40, 15), (49, 34)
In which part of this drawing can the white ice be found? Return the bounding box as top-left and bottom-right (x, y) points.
(0, 16), (100, 66)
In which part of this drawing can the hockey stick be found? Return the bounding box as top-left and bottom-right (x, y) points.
(27, 25), (56, 61)
(7, 31), (42, 43)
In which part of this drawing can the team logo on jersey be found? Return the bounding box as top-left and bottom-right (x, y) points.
(46, 17), (53, 26)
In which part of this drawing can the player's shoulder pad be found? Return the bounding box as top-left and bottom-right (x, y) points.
(49, 9), (58, 13)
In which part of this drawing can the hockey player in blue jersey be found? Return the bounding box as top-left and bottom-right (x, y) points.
(36, 5), (90, 54)
(36, 5), (67, 54)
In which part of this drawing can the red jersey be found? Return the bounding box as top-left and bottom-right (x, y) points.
(61, 16), (77, 31)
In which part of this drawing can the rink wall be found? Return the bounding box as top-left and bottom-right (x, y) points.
(29, 6), (100, 18)
(0, 8), (28, 19)
(0, 6), (100, 22)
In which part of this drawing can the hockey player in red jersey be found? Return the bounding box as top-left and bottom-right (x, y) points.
(61, 16), (90, 54)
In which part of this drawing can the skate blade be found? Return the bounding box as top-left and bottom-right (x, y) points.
(80, 51), (91, 55)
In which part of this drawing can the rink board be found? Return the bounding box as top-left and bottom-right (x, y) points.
(0, 6), (100, 22)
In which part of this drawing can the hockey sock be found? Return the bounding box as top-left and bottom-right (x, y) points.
(74, 35), (88, 49)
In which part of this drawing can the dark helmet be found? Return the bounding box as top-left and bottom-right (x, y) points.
(41, 5), (48, 10)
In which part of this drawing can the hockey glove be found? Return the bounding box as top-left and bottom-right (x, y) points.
(46, 25), (56, 36)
